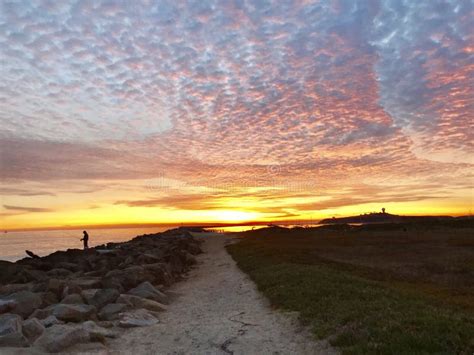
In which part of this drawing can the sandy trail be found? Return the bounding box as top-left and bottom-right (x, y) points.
(108, 234), (335, 354)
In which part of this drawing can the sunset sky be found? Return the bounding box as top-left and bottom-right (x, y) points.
(1, 0), (473, 230)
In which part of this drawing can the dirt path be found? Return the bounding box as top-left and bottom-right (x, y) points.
(108, 234), (335, 354)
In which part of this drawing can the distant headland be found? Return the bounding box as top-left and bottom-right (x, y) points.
(320, 209), (473, 225)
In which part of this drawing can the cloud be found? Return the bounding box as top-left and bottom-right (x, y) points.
(0, 0), (472, 222)
(372, 0), (474, 162)
(3, 205), (52, 213)
(0, 187), (55, 196)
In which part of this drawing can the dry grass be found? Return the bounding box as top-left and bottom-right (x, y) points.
(227, 222), (474, 354)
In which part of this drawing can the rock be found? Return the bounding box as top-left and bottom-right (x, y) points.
(127, 281), (169, 304)
(0, 261), (24, 285)
(56, 262), (79, 272)
(187, 242), (202, 255)
(167, 253), (185, 274)
(80, 289), (98, 305)
(104, 266), (153, 290)
(22, 318), (44, 342)
(46, 268), (72, 278)
(89, 289), (119, 309)
(0, 332), (29, 348)
(29, 308), (51, 321)
(80, 321), (118, 341)
(0, 313), (22, 336)
(40, 291), (59, 308)
(118, 309), (159, 328)
(96, 320), (114, 328)
(31, 282), (47, 293)
(136, 253), (161, 264)
(46, 278), (65, 297)
(1, 291), (43, 318)
(61, 284), (82, 299)
(34, 324), (90, 353)
(67, 278), (101, 290)
(83, 270), (104, 277)
(47, 304), (97, 323)
(21, 269), (48, 283)
(0, 284), (32, 296)
(61, 293), (84, 304)
(0, 300), (16, 314)
(184, 251), (197, 265)
(95, 249), (119, 255)
(142, 263), (174, 286)
(0, 313), (28, 348)
(100, 277), (124, 293)
(40, 315), (62, 328)
(117, 294), (167, 312)
(98, 303), (127, 321)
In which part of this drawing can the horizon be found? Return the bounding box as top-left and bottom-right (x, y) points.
(3, 211), (471, 233)
(1, 1), (473, 230)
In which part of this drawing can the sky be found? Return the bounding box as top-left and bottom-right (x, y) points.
(0, 0), (473, 230)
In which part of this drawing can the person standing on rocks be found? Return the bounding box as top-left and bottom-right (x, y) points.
(80, 230), (89, 249)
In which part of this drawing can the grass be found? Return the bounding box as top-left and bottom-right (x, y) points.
(226, 224), (474, 354)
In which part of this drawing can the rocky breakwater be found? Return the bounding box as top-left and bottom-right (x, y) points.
(0, 228), (202, 353)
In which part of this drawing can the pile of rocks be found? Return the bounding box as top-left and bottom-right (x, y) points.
(0, 229), (202, 352)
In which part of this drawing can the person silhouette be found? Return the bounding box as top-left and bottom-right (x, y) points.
(80, 231), (89, 249)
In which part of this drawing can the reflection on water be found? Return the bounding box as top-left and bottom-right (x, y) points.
(211, 226), (267, 233)
(212, 224), (324, 233)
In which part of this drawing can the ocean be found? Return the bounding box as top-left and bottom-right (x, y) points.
(0, 224), (313, 262)
(0, 227), (172, 262)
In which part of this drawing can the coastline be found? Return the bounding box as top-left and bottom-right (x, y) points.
(0, 228), (203, 352)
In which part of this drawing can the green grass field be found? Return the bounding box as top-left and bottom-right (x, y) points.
(227, 224), (474, 354)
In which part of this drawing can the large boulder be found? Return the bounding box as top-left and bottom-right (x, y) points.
(20, 269), (48, 283)
(46, 268), (72, 278)
(46, 278), (65, 298)
(29, 308), (51, 320)
(0, 300), (16, 314)
(34, 324), (90, 353)
(47, 304), (97, 323)
(89, 289), (119, 309)
(98, 303), (127, 321)
(80, 289), (99, 305)
(80, 321), (118, 341)
(61, 293), (84, 304)
(0, 284), (32, 296)
(104, 266), (154, 290)
(0, 313), (22, 336)
(56, 262), (79, 272)
(40, 315), (62, 328)
(184, 251), (197, 265)
(100, 277), (124, 293)
(1, 291), (43, 318)
(0, 261), (25, 285)
(117, 294), (167, 312)
(136, 253), (162, 264)
(118, 309), (159, 328)
(40, 291), (59, 308)
(67, 278), (101, 290)
(0, 313), (28, 347)
(187, 242), (202, 255)
(61, 284), (82, 299)
(142, 263), (174, 286)
(167, 253), (186, 275)
(127, 282), (169, 304)
(22, 318), (44, 343)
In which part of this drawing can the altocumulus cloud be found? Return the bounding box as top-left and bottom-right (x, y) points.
(0, 0), (472, 215)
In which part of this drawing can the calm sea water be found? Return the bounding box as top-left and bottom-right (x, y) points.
(0, 224), (317, 262)
(0, 227), (171, 262)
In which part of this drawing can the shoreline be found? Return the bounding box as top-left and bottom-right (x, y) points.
(0, 228), (203, 352)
